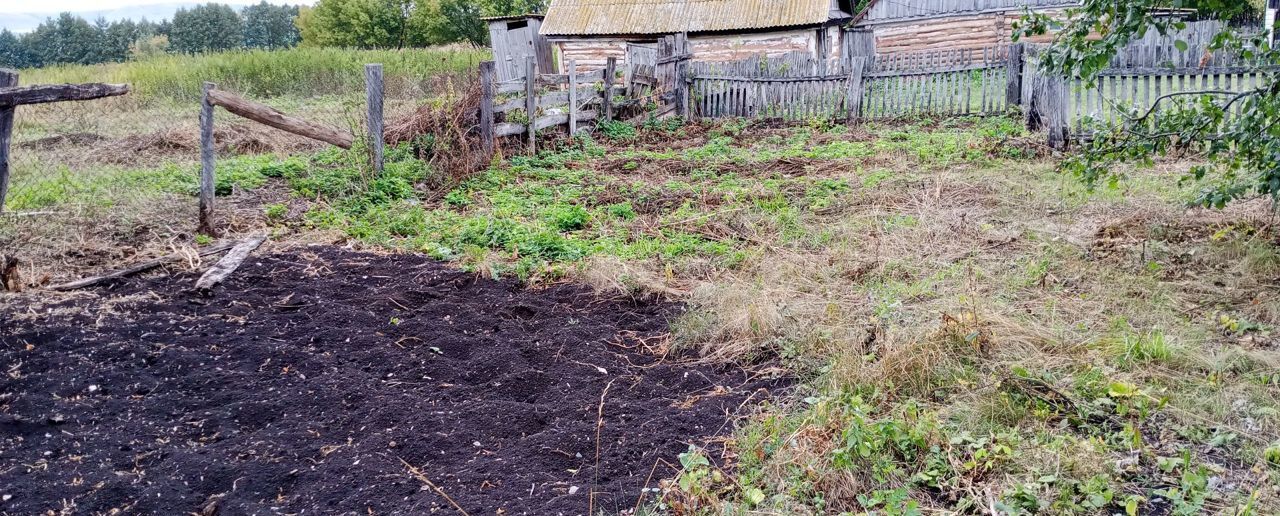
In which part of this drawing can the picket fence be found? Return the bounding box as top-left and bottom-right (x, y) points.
(692, 46), (1014, 121)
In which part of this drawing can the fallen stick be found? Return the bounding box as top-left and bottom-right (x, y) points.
(398, 456), (471, 516)
(47, 241), (238, 291)
(194, 233), (268, 293)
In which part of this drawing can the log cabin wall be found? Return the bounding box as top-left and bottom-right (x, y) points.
(554, 39), (633, 73)
(867, 9), (1063, 55)
(552, 26), (842, 73)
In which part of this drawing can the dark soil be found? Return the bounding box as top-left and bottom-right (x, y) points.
(0, 247), (781, 515)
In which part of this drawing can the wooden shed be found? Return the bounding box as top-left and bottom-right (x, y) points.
(484, 14), (555, 82)
(536, 0), (857, 72)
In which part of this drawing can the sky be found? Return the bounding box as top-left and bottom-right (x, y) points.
(0, 0), (311, 14)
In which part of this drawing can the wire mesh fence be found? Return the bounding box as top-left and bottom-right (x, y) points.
(0, 64), (474, 287)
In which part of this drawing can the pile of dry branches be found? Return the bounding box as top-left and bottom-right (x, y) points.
(385, 80), (491, 187)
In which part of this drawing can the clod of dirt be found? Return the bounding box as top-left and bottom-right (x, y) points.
(0, 247), (783, 514)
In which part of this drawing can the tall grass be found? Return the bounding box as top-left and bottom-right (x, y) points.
(22, 46), (491, 102)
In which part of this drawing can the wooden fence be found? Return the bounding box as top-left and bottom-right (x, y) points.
(692, 45), (1014, 121)
(480, 57), (626, 154)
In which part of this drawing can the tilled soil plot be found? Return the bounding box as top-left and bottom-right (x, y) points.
(0, 247), (781, 515)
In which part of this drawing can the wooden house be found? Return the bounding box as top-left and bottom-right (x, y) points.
(537, 0), (858, 72)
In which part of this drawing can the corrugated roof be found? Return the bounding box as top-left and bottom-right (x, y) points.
(541, 0), (837, 36)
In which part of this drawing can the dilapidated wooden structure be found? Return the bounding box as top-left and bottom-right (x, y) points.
(538, 0), (858, 73)
(848, 0), (1075, 55)
(484, 14), (555, 82)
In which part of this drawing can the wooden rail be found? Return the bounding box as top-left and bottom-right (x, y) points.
(204, 88), (354, 149)
(0, 70), (132, 214)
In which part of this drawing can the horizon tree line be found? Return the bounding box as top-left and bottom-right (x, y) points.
(0, 0), (546, 69)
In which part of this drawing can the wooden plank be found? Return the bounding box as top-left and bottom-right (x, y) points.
(198, 82), (216, 236)
(525, 57), (537, 154)
(0, 69), (15, 214)
(0, 82), (128, 107)
(207, 88), (353, 149)
(194, 233), (268, 293)
(493, 110), (601, 137)
(479, 61), (496, 155)
(365, 64), (384, 174)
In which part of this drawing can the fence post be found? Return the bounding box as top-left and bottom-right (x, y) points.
(365, 63), (384, 175)
(603, 57), (617, 121)
(845, 56), (866, 125)
(0, 69), (16, 214)
(675, 33), (690, 119)
(568, 60), (578, 135)
(198, 82), (217, 236)
(525, 56), (537, 154)
(479, 61), (496, 155)
(1006, 43), (1024, 107)
(1045, 74), (1070, 151)
(1022, 47), (1041, 131)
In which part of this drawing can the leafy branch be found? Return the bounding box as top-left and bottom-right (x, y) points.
(1014, 0), (1280, 209)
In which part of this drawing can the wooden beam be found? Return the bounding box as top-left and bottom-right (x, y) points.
(0, 82), (128, 108)
(206, 88), (354, 149)
(0, 69), (15, 214)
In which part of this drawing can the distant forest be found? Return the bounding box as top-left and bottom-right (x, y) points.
(0, 0), (546, 69)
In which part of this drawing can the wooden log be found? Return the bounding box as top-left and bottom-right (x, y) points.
(0, 82), (128, 107)
(206, 88), (353, 149)
(0, 69), (15, 214)
(194, 233), (268, 293)
(525, 57), (537, 154)
(47, 240), (238, 291)
(198, 82), (217, 236)
(479, 61), (495, 155)
(365, 64), (384, 174)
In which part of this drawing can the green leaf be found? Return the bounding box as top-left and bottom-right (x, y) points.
(1174, 40), (1188, 52)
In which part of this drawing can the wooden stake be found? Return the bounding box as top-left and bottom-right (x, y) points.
(198, 82), (216, 236)
(365, 63), (384, 174)
(0, 69), (15, 214)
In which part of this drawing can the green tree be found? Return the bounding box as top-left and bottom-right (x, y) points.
(432, 0), (487, 47)
(243, 1), (301, 49)
(299, 0), (418, 48)
(170, 3), (244, 54)
(25, 13), (103, 66)
(0, 30), (34, 68)
(102, 19), (143, 62)
(1017, 0), (1279, 208)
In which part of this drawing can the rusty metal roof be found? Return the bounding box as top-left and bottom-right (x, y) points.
(540, 0), (839, 36)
